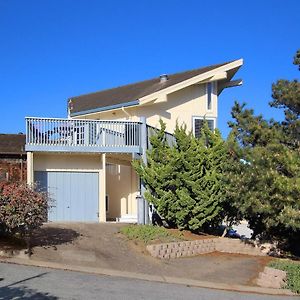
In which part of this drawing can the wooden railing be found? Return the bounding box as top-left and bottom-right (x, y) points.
(25, 117), (142, 153)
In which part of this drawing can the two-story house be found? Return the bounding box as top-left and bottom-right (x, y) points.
(25, 59), (243, 224)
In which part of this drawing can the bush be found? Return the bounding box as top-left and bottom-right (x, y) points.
(133, 121), (228, 232)
(0, 182), (49, 251)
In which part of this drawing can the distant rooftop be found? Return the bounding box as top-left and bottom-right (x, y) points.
(0, 134), (26, 154)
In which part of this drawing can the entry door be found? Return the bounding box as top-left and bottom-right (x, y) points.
(35, 171), (99, 222)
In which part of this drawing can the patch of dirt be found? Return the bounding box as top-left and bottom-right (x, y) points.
(115, 232), (151, 258)
(167, 228), (215, 241)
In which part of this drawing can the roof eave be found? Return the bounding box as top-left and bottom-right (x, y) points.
(70, 99), (140, 118)
(138, 59), (243, 105)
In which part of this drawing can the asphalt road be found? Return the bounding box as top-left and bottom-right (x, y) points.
(0, 262), (295, 300)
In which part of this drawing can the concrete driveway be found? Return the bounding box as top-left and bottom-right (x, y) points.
(26, 223), (270, 287)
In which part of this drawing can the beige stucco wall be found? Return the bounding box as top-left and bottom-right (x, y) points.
(74, 82), (218, 133)
(106, 163), (138, 219)
(33, 152), (106, 221)
(131, 84), (217, 133)
(34, 153), (101, 171)
(33, 152), (138, 221)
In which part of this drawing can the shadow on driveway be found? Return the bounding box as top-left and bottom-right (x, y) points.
(31, 227), (80, 248)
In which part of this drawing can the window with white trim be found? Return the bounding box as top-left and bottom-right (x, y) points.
(207, 82), (214, 111)
(193, 117), (215, 138)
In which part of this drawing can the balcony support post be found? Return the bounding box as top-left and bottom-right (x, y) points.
(138, 116), (150, 225)
(99, 153), (106, 222)
(26, 152), (34, 185)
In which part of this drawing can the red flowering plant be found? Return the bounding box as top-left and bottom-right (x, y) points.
(0, 182), (49, 253)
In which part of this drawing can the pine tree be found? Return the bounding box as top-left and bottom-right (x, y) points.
(270, 50), (300, 149)
(227, 50), (300, 251)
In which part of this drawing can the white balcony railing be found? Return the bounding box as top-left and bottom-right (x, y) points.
(25, 117), (142, 153)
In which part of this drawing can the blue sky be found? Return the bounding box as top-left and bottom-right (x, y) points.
(0, 0), (299, 137)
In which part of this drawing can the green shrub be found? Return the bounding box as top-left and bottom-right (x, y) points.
(269, 259), (300, 294)
(132, 121), (228, 231)
(120, 225), (183, 244)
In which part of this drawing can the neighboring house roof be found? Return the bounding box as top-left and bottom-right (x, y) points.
(0, 134), (26, 155)
(69, 60), (242, 117)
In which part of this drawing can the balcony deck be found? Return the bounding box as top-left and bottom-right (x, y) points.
(25, 117), (142, 154)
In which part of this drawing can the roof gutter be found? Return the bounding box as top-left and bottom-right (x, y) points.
(70, 99), (139, 117)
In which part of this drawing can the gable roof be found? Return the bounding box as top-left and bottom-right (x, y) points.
(69, 60), (239, 117)
(0, 134), (26, 155)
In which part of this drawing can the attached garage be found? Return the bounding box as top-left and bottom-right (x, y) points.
(35, 171), (99, 222)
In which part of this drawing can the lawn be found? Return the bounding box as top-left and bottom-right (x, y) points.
(120, 225), (186, 244)
(269, 259), (300, 294)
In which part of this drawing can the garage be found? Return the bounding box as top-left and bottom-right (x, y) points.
(35, 171), (99, 222)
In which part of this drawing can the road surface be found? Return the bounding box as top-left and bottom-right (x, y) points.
(0, 262), (294, 299)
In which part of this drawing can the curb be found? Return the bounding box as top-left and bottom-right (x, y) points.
(0, 257), (295, 296)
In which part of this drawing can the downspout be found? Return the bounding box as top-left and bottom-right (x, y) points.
(67, 99), (73, 120)
(121, 106), (132, 119)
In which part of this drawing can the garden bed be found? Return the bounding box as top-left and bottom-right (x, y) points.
(120, 224), (212, 245)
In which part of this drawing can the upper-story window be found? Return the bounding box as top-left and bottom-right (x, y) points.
(207, 82), (214, 111)
(193, 117), (215, 138)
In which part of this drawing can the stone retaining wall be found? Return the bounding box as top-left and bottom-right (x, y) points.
(146, 237), (265, 259)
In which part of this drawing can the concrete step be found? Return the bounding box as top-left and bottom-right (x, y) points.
(256, 267), (287, 289)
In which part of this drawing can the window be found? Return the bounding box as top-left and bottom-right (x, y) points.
(193, 117), (215, 138)
(207, 82), (214, 111)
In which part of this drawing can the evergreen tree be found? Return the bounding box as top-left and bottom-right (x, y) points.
(227, 50), (300, 251)
(133, 120), (228, 231)
(132, 120), (176, 226)
(270, 50), (300, 148)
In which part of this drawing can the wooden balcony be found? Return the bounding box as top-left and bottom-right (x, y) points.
(25, 117), (142, 154)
